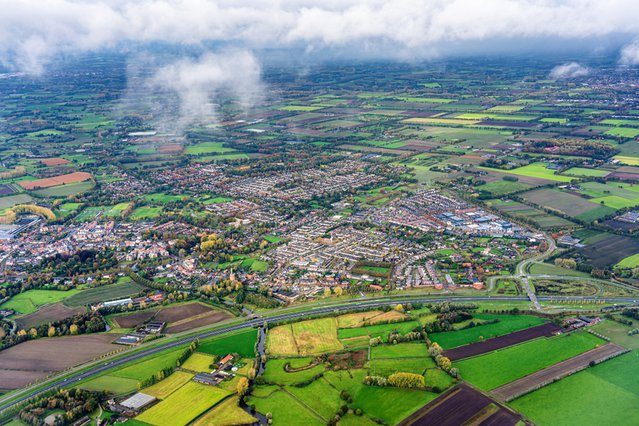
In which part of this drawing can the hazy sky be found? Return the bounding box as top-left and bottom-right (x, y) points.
(3, 0), (639, 74)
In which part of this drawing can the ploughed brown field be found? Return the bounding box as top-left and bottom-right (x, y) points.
(40, 157), (71, 167)
(111, 302), (232, 333)
(15, 303), (85, 329)
(398, 383), (521, 426)
(443, 323), (562, 361)
(111, 309), (159, 328)
(0, 333), (121, 389)
(19, 171), (92, 190)
(491, 342), (627, 401)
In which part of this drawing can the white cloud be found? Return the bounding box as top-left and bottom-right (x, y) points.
(549, 62), (590, 79)
(118, 50), (264, 134)
(2, 0), (639, 74)
(619, 39), (639, 65)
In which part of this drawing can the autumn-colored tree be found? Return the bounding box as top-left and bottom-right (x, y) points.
(237, 377), (250, 396)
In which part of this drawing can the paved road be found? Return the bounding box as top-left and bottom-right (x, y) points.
(1, 294), (638, 412)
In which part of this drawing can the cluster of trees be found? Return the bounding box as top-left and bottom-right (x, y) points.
(428, 302), (477, 313)
(238, 291), (281, 309)
(364, 372), (426, 389)
(555, 258), (577, 269)
(139, 340), (199, 389)
(427, 342), (454, 374)
(127, 268), (177, 293)
(524, 139), (619, 160)
(2, 312), (106, 351)
(19, 389), (102, 426)
(388, 331), (422, 344)
(622, 309), (639, 321)
(138, 366), (175, 389)
(38, 249), (118, 276)
(423, 311), (473, 333)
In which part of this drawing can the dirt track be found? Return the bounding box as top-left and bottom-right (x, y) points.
(492, 342), (627, 401)
(443, 322), (562, 361)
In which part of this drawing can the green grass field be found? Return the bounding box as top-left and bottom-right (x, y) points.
(475, 180), (531, 196)
(198, 329), (257, 357)
(368, 357), (436, 376)
(481, 163), (573, 182)
(430, 314), (548, 349)
(337, 321), (419, 342)
(137, 381), (230, 426)
(616, 253), (639, 269)
(1, 289), (80, 314)
(143, 371), (193, 399)
(129, 206), (163, 220)
(192, 396), (257, 426)
(181, 353), (215, 373)
(64, 281), (143, 307)
(323, 369), (438, 425)
(562, 167), (609, 177)
(185, 142), (236, 155)
(456, 331), (604, 390)
(511, 351), (639, 426)
(79, 375), (139, 395)
(31, 181), (95, 198)
(285, 379), (344, 420)
(248, 388), (324, 426)
(112, 349), (185, 381)
(262, 358), (325, 385)
(370, 342), (428, 359)
(605, 127), (639, 138)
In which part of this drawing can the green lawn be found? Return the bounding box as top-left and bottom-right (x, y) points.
(1, 289), (80, 314)
(430, 314), (548, 349)
(457, 331), (605, 390)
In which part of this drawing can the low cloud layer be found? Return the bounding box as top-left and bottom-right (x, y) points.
(3, 0), (639, 74)
(119, 51), (264, 134)
(549, 62), (590, 79)
(620, 39), (639, 65)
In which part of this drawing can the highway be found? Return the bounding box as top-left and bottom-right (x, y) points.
(1, 294), (639, 413)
